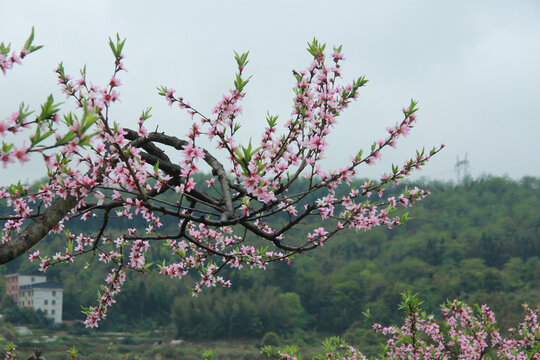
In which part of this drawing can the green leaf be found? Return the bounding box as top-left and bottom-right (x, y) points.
(408, 98), (419, 115)
(78, 134), (97, 147)
(0, 42), (11, 56)
(156, 86), (168, 96)
(115, 34), (126, 56)
(202, 349), (215, 360)
(39, 130), (55, 142)
(24, 27), (35, 50)
(242, 141), (253, 161)
(234, 51), (249, 68)
(38, 95), (62, 121)
(108, 34), (125, 59)
(307, 37), (322, 57)
(58, 131), (76, 145)
(362, 308), (371, 319)
(400, 212), (412, 222)
(333, 44), (343, 53)
(257, 162), (268, 174)
(23, 27), (43, 53)
(67, 240), (74, 254)
(56, 62), (65, 79)
(66, 346), (78, 356)
(17, 103), (33, 122)
(354, 76), (368, 88)
(108, 38), (117, 57)
(234, 73), (251, 92)
(63, 113), (75, 126)
(266, 112), (278, 127)
(80, 101), (99, 133)
(140, 107), (152, 121)
(355, 149), (363, 162)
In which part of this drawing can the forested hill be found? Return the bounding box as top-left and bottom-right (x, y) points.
(1, 175), (540, 346)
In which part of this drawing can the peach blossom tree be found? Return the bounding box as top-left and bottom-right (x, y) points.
(0, 30), (442, 330)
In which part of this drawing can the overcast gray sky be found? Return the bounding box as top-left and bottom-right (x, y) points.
(1, 0), (539, 186)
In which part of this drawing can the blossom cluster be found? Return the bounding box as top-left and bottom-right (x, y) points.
(265, 292), (540, 360)
(82, 267), (127, 328)
(0, 33), (442, 327)
(373, 295), (540, 359)
(0, 28), (42, 76)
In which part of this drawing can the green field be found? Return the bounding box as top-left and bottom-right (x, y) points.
(12, 328), (263, 359)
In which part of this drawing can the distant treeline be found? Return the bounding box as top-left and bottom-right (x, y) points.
(1, 175), (540, 347)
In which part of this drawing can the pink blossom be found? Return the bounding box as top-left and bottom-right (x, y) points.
(165, 88), (176, 106)
(0, 151), (14, 168)
(182, 143), (205, 160)
(29, 250), (40, 262)
(398, 194), (409, 207)
(13, 142), (30, 164)
(0, 121), (8, 136)
(109, 76), (121, 87)
(39, 258), (50, 272)
(138, 126), (148, 137)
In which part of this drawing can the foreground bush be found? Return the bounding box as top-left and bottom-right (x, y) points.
(263, 291), (540, 360)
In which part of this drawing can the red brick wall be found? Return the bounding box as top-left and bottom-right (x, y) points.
(4, 274), (19, 302)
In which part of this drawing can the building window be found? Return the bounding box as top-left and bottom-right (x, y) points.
(52, 300), (56, 305)
(52, 291), (56, 297)
(44, 299), (48, 305)
(31, 277), (35, 282)
(52, 310), (55, 315)
(44, 309), (47, 314)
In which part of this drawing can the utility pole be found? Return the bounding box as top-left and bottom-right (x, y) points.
(455, 153), (470, 184)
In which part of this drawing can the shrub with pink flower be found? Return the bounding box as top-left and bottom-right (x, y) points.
(264, 292), (540, 360)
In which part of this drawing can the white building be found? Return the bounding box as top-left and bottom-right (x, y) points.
(5, 274), (47, 303)
(5, 274), (63, 324)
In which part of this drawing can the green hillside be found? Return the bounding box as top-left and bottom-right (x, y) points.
(1, 175), (539, 351)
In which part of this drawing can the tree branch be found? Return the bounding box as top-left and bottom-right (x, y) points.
(0, 194), (78, 264)
(126, 129), (235, 219)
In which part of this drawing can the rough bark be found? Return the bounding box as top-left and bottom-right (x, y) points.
(0, 195), (78, 264)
